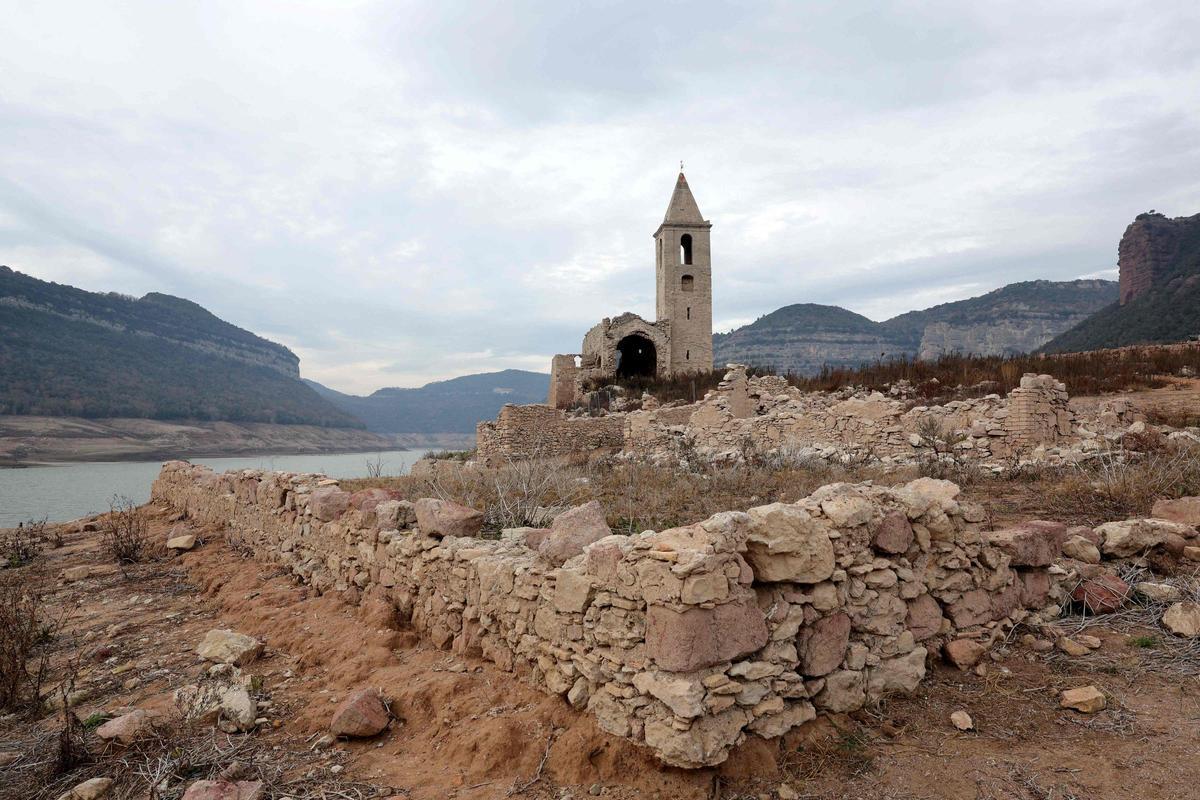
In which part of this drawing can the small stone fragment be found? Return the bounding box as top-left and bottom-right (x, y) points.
(166, 534), (197, 551)
(943, 638), (986, 670)
(950, 710), (974, 731)
(1056, 637), (1091, 657)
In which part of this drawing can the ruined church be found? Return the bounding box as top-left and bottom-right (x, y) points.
(548, 172), (714, 408)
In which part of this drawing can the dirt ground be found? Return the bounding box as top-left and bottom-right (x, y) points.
(4, 507), (1200, 800)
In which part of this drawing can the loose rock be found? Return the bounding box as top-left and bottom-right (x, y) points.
(330, 689), (390, 737)
(54, 777), (114, 800)
(1162, 601), (1200, 637)
(197, 630), (263, 666)
(96, 710), (152, 744)
(950, 710), (974, 731)
(1059, 686), (1106, 713)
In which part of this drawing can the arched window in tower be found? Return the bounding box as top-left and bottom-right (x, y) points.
(680, 234), (693, 265)
(681, 274), (694, 293)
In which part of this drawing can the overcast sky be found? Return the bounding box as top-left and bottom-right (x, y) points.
(3, 1), (1199, 393)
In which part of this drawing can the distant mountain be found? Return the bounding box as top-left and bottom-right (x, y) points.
(714, 279), (1118, 374)
(713, 304), (909, 374)
(1042, 212), (1200, 352)
(0, 266), (361, 427)
(306, 369), (549, 434)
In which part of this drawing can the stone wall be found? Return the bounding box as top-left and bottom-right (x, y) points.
(151, 462), (1066, 768)
(475, 404), (626, 464)
(624, 367), (1077, 468)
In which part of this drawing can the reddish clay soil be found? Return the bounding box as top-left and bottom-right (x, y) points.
(5, 506), (1200, 799)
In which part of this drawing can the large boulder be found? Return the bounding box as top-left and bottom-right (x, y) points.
(1096, 518), (1196, 558)
(309, 487), (351, 522)
(537, 501), (611, 566)
(330, 689), (390, 737)
(744, 504), (835, 583)
(414, 498), (485, 538)
(197, 630), (262, 666)
(645, 597), (768, 672)
(984, 521), (1067, 567)
(1151, 497), (1200, 527)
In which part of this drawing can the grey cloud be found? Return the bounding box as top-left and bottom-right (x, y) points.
(1, 1), (1199, 393)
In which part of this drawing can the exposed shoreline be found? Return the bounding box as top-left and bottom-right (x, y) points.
(0, 414), (474, 468)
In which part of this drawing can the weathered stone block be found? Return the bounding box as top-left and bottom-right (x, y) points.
(645, 597), (768, 672)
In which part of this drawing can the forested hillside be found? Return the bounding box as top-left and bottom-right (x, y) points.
(0, 267), (361, 426)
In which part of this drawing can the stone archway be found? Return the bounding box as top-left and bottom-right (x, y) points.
(616, 334), (657, 378)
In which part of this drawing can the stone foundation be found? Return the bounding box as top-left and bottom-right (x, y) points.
(480, 366), (1087, 469)
(152, 462), (1065, 767)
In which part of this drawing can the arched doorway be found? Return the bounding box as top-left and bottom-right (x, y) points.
(616, 334), (657, 377)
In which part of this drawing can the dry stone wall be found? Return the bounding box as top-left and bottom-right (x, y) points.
(151, 462), (1066, 768)
(476, 404), (625, 464)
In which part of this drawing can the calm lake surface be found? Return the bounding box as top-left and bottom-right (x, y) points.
(0, 450), (428, 528)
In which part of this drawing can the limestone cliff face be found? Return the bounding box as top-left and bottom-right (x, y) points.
(1118, 212), (1200, 304)
(716, 280), (1118, 374)
(898, 280), (1118, 360)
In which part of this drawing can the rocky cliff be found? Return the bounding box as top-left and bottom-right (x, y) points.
(1043, 211), (1200, 352)
(715, 280), (1117, 374)
(1118, 212), (1200, 304)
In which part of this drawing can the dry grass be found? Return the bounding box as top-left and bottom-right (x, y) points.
(346, 455), (907, 534)
(1041, 442), (1200, 526)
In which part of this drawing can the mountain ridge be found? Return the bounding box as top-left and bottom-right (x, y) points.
(714, 279), (1118, 374)
(305, 369), (550, 434)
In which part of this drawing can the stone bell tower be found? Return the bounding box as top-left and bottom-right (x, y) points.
(654, 172), (713, 374)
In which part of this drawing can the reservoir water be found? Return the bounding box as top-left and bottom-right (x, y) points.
(0, 450), (429, 528)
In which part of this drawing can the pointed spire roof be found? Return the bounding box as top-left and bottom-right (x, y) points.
(663, 172), (706, 225)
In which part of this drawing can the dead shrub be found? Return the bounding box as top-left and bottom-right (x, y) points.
(2, 518), (47, 568)
(101, 496), (154, 572)
(0, 569), (62, 715)
(426, 453), (589, 533)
